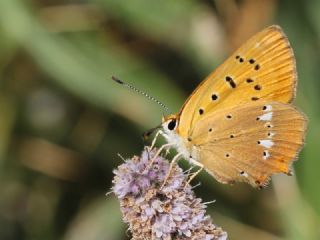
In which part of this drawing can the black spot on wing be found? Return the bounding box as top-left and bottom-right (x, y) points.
(225, 76), (236, 88)
(211, 94), (218, 101)
(254, 85), (262, 91)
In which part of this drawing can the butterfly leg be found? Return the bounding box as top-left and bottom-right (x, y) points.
(160, 152), (184, 190)
(152, 143), (173, 160)
(150, 130), (165, 149)
(144, 143), (174, 173)
(185, 162), (204, 188)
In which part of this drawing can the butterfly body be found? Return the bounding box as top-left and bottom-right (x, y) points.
(161, 25), (307, 188)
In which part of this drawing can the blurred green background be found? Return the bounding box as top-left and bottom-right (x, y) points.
(0, 0), (319, 239)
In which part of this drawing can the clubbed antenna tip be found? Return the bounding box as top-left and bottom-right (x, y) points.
(112, 76), (124, 84)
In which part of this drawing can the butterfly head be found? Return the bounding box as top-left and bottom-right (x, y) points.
(161, 114), (192, 160)
(162, 114), (179, 133)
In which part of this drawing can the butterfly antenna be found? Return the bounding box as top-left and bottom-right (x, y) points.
(112, 76), (171, 113)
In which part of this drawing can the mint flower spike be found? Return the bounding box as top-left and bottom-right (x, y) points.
(112, 147), (227, 240)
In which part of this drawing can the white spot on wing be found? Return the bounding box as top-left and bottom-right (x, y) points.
(265, 123), (273, 128)
(263, 150), (270, 160)
(240, 171), (248, 177)
(264, 105), (272, 111)
(268, 132), (275, 138)
(260, 140), (274, 148)
(259, 112), (273, 121)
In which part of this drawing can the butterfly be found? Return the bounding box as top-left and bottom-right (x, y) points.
(160, 25), (307, 188)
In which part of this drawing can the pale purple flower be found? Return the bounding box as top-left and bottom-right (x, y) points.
(111, 147), (227, 240)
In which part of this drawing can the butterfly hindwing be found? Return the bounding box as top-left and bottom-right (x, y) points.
(178, 25), (296, 138)
(189, 102), (306, 187)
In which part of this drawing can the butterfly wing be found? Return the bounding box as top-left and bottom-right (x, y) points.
(189, 102), (306, 188)
(178, 25), (296, 138)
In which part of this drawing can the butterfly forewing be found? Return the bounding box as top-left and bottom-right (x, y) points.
(160, 25), (306, 187)
(190, 102), (306, 187)
(178, 25), (296, 138)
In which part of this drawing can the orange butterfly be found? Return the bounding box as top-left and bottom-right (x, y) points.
(159, 25), (307, 188)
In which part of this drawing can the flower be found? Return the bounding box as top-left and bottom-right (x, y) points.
(111, 147), (227, 240)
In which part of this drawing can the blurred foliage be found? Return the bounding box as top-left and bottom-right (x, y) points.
(0, 0), (320, 239)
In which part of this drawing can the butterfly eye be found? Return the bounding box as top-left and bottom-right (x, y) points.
(167, 119), (177, 131)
